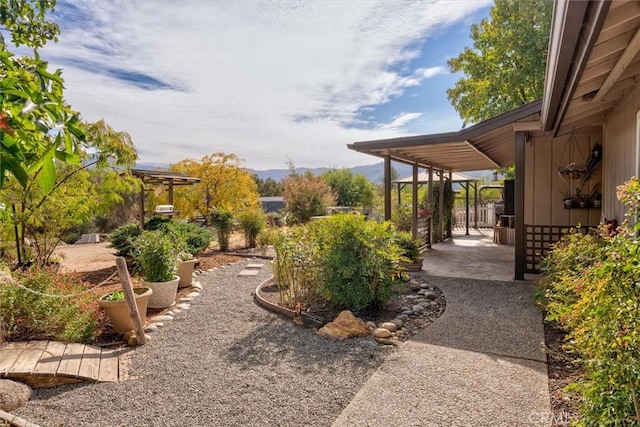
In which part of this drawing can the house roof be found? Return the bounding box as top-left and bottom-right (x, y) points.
(131, 169), (201, 186)
(542, 0), (640, 136)
(348, 100), (542, 172)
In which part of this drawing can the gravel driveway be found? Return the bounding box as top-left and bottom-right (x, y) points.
(15, 260), (389, 427)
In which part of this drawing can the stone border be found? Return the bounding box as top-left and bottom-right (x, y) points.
(254, 277), (324, 328)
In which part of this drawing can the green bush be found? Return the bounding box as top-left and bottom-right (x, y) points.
(395, 231), (421, 260)
(209, 209), (234, 251)
(391, 204), (412, 232)
(313, 214), (404, 312)
(238, 208), (265, 248)
(108, 222), (142, 257)
(271, 226), (321, 308)
(149, 219), (213, 256)
(0, 265), (100, 343)
(134, 230), (179, 282)
(538, 178), (640, 424)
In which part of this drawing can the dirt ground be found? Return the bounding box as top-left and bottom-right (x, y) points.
(54, 242), (118, 273)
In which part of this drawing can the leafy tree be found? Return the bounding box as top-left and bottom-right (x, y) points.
(447, 0), (552, 124)
(1, 0), (87, 192)
(282, 171), (336, 224)
(321, 168), (376, 209)
(252, 175), (284, 197)
(169, 153), (259, 218)
(2, 120), (138, 264)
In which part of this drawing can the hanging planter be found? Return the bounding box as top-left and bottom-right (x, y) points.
(557, 133), (587, 181)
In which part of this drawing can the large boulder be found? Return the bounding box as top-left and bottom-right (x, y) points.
(0, 379), (32, 411)
(317, 310), (371, 340)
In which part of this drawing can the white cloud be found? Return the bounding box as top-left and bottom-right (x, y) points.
(40, 0), (490, 169)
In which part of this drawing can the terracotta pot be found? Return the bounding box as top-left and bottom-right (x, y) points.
(143, 276), (179, 308)
(178, 259), (198, 288)
(98, 287), (152, 334)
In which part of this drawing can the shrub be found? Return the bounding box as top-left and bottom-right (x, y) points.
(282, 172), (336, 224)
(237, 208), (265, 248)
(391, 204), (412, 232)
(271, 226), (321, 308)
(108, 222), (142, 257)
(148, 219), (213, 256)
(134, 230), (179, 282)
(395, 231), (421, 260)
(313, 214), (404, 312)
(0, 265), (100, 343)
(209, 209), (234, 251)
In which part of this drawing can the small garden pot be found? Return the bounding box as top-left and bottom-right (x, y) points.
(178, 259), (198, 288)
(402, 257), (424, 272)
(143, 276), (180, 308)
(98, 287), (152, 334)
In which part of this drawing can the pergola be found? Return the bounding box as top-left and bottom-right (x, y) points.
(393, 171), (480, 237)
(131, 169), (201, 228)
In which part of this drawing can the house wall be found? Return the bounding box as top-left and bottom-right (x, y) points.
(525, 130), (602, 227)
(602, 84), (640, 223)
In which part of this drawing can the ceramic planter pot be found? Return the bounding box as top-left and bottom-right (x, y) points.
(143, 276), (180, 308)
(178, 259), (198, 288)
(98, 287), (152, 334)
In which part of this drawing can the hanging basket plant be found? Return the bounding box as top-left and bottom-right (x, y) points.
(557, 133), (587, 181)
(558, 162), (587, 180)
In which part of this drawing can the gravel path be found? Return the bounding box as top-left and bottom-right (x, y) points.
(15, 260), (389, 427)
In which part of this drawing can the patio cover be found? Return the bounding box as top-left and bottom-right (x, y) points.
(348, 100), (542, 172)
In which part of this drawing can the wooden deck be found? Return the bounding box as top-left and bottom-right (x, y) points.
(0, 341), (125, 388)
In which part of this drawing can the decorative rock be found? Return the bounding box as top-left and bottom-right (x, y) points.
(187, 292), (200, 298)
(397, 314), (410, 322)
(415, 298), (427, 304)
(165, 311), (176, 317)
(400, 306), (411, 312)
(192, 284), (203, 290)
(373, 328), (392, 338)
(366, 321), (377, 330)
(401, 310), (413, 316)
(406, 295), (418, 300)
(389, 318), (404, 329)
(149, 322), (164, 328)
(0, 379), (32, 411)
(374, 336), (399, 346)
(179, 297), (193, 303)
(423, 291), (437, 300)
(420, 283), (431, 289)
(144, 324), (159, 333)
(150, 315), (173, 322)
(171, 308), (182, 314)
(380, 322), (398, 332)
(412, 305), (425, 313)
(317, 310), (371, 340)
(175, 303), (190, 310)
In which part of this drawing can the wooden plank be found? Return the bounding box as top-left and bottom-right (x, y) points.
(33, 341), (67, 375)
(77, 345), (101, 380)
(56, 343), (86, 377)
(97, 348), (120, 382)
(0, 342), (26, 374)
(9, 341), (47, 374)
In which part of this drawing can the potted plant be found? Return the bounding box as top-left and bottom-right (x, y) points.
(177, 251), (198, 288)
(593, 192), (602, 208)
(561, 191), (574, 208)
(395, 231), (423, 272)
(134, 230), (180, 308)
(98, 287), (152, 334)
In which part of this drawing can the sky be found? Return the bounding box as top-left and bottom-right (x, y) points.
(35, 0), (493, 170)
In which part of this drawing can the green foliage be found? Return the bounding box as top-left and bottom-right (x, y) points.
(425, 181), (455, 243)
(313, 214), (404, 312)
(395, 231), (421, 260)
(133, 230), (179, 283)
(282, 171), (336, 224)
(237, 208), (265, 248)
(321, 168), (376, 208)
(538, 178), (640, 424)
(209, 209), (234, 251)
(391, 203), (412, 232)
(271, 226), (321, 308)
(108, 223), (142, 257)
(447, 0), (552, 124)
(0, 0), (59, 48)
(0, 265), (99, 343)
(102, 290), (125, 301)
(253, 175), (284, 197)
(146, 218), (213, 256)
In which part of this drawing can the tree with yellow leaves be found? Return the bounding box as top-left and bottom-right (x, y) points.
(169, 153), (260, 218)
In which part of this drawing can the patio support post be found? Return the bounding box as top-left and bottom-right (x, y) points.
(139, 181), (145, 230)
(168, 181), (174, 205)
(428, 167), (433, 248)
(474, 182), (478, 229)
(465, 181), (470, 235)
(412, 163), (418, 239)
(397, 183), (402, 206)
(448, 170), (453, 238)
(439, 169), (444, 241)
(384, 155), (392, 221)
(515, 131), (526, 280)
